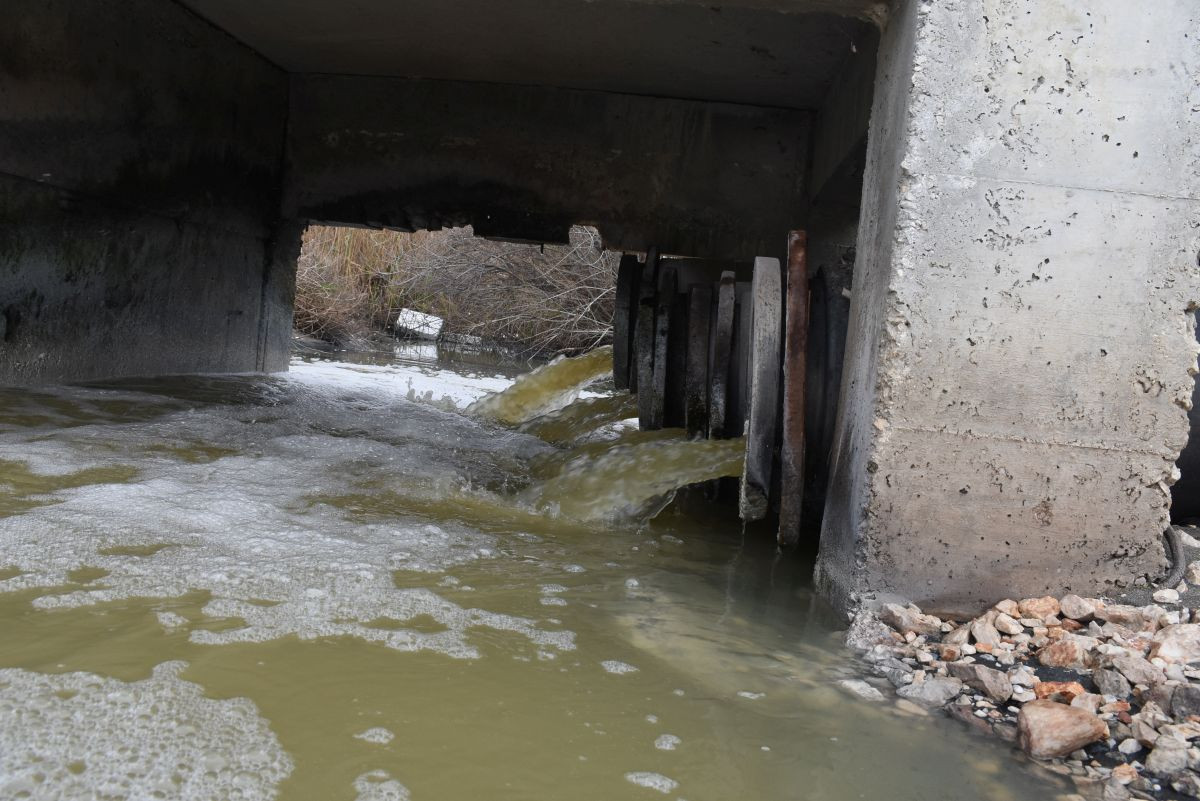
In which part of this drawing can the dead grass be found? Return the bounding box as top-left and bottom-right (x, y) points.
(294, 225), (619, 355)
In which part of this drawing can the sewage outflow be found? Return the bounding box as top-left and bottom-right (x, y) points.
(0, 349), (1067, 800)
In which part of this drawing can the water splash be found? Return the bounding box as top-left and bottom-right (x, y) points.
(520, 435), (745, 523)
(519, 393), (638, 445)
(467, 346), (613, 426)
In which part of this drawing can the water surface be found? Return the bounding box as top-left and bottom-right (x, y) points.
(0, 350), (1066, 800)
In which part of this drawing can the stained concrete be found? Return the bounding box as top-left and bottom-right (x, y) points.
(179, 0), (881, 108)
(285, 75), (811, 259)
(817, 0), (1200, 616)
(0, 0), (293, 384)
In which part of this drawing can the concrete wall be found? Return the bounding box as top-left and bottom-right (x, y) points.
(284, 75), (811, 260)
(818, 0), (1200, 615)
(0, 0), (293, 384)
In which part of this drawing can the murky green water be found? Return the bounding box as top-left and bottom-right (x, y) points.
(0, 351), (1067, 800)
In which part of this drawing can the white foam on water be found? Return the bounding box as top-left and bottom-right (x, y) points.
(354, 728), (395, 745)
(624, 771), (678, 794)
(352, 770), (410, 801)
(0, 661), (291, 801)
(654, 734), (681, 751)
(601, 660), (639, 675)
(0, 365), (574, 660)
(289, 358), (511, 411)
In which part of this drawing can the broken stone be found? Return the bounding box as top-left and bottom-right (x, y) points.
(845, 611), (896, 652)
(1010, 665), (1039, 686)
(1146, 735), (1190, 774)
(948, 662), (1013, 704)
(1061, 595), (1097, 622)
(1173, 685), (1200, 720)
(934, 643), (961, 661)
(1111, 763), (1138, 785)
(1020, 597), (1062, 620)
(1151, 624), (1200, 664)
(994, 599), (1020, 616)
(1095, 605), (1147, 627)
(1118, 738), (1143, 756)
(1017, 700), (1108, 759)
(1037, 635), (1094, 669)
(1160, 722), (1200, 741)
(879, 603), (942, 637)
(1111, 654), (1165, 687)
(1094, 669), (1132, 699)
(971, 613), (1002, 647)
(995, 612), (1024, 636)
(1131, 702), (1171, 747)
(896, 677), (963, 708)
(1035, 681), (1087, 703)
(836, 679), (885, 702)
(1173, 772), (1200, 799)
(943, 625), (972, 646)
(1070, 693), (1102, 715)
(1186, 561), (1200, 586)
(1155, 588), (1182, 605)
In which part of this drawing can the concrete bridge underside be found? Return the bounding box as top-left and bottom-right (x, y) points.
(2, 0), (1199, 615)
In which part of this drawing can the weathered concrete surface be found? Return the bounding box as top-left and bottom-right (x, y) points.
(284, 75), (810, 259)
(0, 0), (293, 384)
(180, 0), (881, 108)
(818, 0), (1200, 616)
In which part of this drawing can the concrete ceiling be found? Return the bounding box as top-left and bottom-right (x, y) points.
(177, 0), (881, 108)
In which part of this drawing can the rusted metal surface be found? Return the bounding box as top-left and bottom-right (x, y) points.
(612, 254), (641, 391)
(685, 284), (713, 438)
(778, 230), (809, 547)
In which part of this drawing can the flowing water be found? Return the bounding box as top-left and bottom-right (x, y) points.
(0, 349), (1068, 801)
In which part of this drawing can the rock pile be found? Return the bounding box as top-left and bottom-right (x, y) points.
(846, 594), (1200, 800)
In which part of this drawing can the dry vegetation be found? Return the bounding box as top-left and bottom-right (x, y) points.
(294, 224), (619, 355)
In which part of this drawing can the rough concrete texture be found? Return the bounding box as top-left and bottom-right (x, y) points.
(818, 0), (1200, 616)
(285, 75), (810, 259)
(0, 0), (292, 384)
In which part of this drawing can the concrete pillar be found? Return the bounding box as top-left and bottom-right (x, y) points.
(1, 0), (291, 385)
(818, 0), (1200, 616)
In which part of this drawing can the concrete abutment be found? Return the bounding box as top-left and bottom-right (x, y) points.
(816, 0), (1200, 616)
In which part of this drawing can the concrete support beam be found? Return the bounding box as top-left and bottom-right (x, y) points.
(818, 0), (1200, 616)
(0, 0), (291, 384)
(284, 75), (810, 259)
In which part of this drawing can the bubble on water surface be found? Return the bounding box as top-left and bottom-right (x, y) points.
(354, 727), (395, 745)
(624, 771), (678, 794)
(654, 734), (681, 751)
(601, 660), (639, 675)
(352, 769), (410, 801)
(0, 661), (291, 800)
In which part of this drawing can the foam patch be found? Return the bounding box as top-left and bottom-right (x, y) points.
(0, 661), (291, 800)
(0, 363), (573, 660)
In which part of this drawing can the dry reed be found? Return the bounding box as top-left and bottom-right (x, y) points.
(294, 224), (619, 355)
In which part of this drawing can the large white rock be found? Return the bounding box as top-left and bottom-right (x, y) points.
(394, 308), (445, 340)
(1017, 700), (1108, 759)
